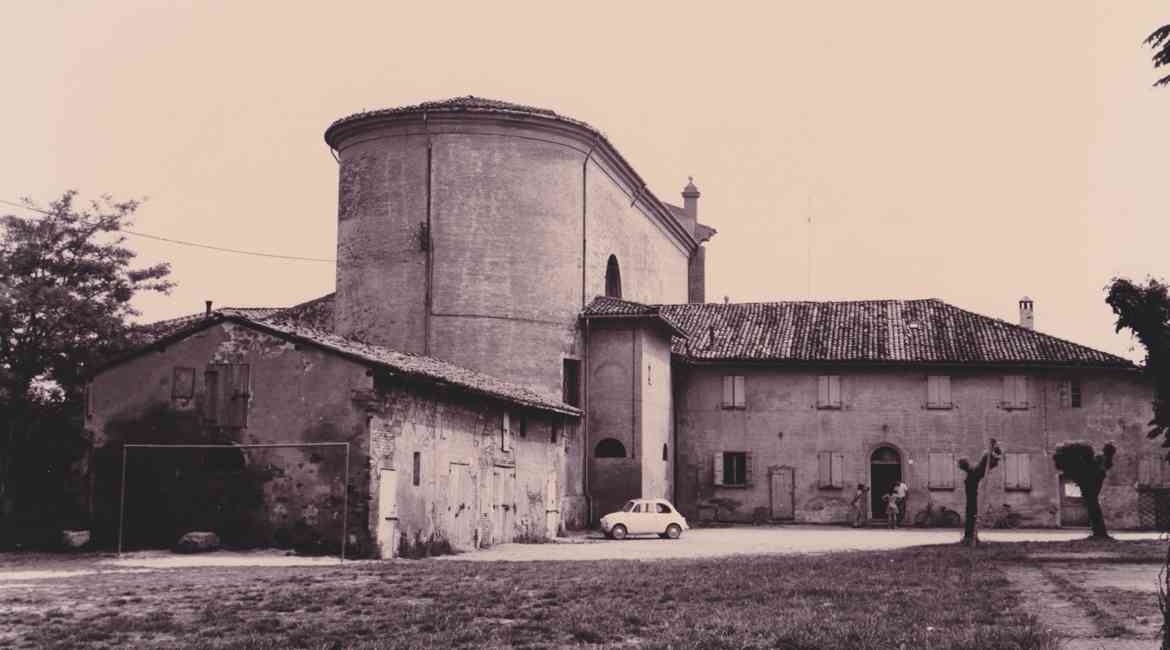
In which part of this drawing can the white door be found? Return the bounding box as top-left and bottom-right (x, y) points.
(376, 469), (398, 559)
(447, 463), (475, 550)
(544, 472), (559, 539)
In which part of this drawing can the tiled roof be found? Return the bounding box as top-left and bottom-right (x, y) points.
(246, 317), (579, 416)
(130, 307), (285, 344)
(116, 309), (579, 417)
(326, 96), (595, 142)
(662, 203), (716, 243)
(659, 299), (1133, 367)
(270, 292), (336, 330)
(582, 297), (688, 337)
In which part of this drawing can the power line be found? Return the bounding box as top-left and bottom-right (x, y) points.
(0, 198), (336, 263)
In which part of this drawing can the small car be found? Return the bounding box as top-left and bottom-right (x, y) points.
(599, 498), (689, 540)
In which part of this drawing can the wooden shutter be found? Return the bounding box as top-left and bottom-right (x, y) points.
(818, 452), (831, 487)
(1004, 453), (1030, 490)
(828, 376), (841, 407)
(723, 376), (735, 408)
(734, 376), (746, 407)
(501, 412), (511, 451)
(223, 364), (251, 427)
(1058, 380), (1071, 408)
(819, 376), (841, 408)
(830, 453), (844, 488)
(818, 376), (830, 407)
(928, 453), (954, 489)
(935, 376), (951, 407)
(744, 452), (754, 486)
(927, 376), (939, 408)
(1003, 376), (1027, 408)
(203, 369), (220, 423)
(713, 451), (724, 486)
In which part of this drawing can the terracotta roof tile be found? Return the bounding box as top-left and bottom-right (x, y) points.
(660, 299), (1132, 367)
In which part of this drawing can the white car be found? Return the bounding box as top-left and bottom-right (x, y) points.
(600, 498), (689, 540)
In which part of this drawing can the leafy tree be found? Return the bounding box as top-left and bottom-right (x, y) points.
(1148, 24), (1170, 88)
(0, 191), (172, 542)
(957, 439), (1003, 546)
(1052, 441), (1117, 540)
(1106, 278), (1170, 453)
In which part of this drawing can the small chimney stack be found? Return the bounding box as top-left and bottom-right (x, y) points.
(1018, 296), (1034, 330)
(682, 176), (700, 229)
(205, 300), (213, 318)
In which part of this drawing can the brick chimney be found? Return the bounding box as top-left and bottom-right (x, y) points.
(682, 176), (700, 234)
(684, 177), (705, 303)
(1018, 296), (1034, 330)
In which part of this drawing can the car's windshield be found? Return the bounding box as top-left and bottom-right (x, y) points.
(621, 501), (636, 512)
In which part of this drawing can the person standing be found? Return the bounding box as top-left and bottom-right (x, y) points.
(883, 491), (899, 529)
(850, 483), (870, 527)
(893, 480), (909, 525)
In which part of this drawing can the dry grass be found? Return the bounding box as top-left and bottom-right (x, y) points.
(0, 543), (1070, 649)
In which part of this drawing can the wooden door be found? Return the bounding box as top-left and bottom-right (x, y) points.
(1061, 477), (1089, 527)
(492, 466), (516, 544)
(770, 467), (795, 520)
(376, 469), (398, 559)
(447, 463), (474, 550)
(544, 472), (559, 539)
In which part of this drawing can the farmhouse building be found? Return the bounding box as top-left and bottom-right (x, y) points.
(86, 97), (1159, 557)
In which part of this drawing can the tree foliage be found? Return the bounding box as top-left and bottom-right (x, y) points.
(1105, 278), (1170, 457)
(1053, 440), (1117, 540)
(1148, 24), (1170, 88)
(0, 191), (173, 542)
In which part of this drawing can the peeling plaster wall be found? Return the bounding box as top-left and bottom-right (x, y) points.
(366, 381), (572, 557)
(674, 364), (1154, 529)
(89, 322), (373, 551)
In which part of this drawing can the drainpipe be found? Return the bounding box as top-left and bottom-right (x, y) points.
(583, 317), (592, 524)
(581, 140), (597, 309)
(424, 111), (433, 356)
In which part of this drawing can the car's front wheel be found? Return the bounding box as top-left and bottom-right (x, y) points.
(610, 524), (628, 540)
(665, 523), (682, 540)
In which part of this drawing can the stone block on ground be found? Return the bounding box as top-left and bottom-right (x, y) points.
(173, 531), (220, 554)
(61, 529), (91, 549)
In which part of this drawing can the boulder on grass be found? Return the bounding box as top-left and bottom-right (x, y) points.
(61, 529), (91, 550)
(173, 531), (220, 554)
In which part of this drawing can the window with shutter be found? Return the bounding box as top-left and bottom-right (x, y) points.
(927, 376), (952, 409)
(1004, 453), (1031, 490)
(501, 412), (512, 452)
(722, 452), (748, 486)
(722, 376), (746, 409)
(744, 452), (754, 486)
(818, 376), (842, 409)
(713, 451), (724, 486)
(172, 367), (195, 399)
(928, 453), (955, 489)
(203, 369), (219, 423)
(1003, 376), (1028, 410)
(1070, 379), (1082, 408)
(222, 364), (251, 427)
(817, 451), (844, 488)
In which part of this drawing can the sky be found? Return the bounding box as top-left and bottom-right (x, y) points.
(1, 2), (1167, 361)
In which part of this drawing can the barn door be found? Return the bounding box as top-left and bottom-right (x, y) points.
(447, 463), (474, 550)
(770, 466), (795, 520)
(376, 469), (398, 559)
(491, 466), (517, 544)
(1060, 477), (1089, 527)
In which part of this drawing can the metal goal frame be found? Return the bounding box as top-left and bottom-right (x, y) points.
(116, 442), (352, 559)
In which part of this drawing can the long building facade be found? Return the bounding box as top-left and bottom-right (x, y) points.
(86, 97), (1159, 557)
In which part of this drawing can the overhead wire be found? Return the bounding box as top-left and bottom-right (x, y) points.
(0, 197), (336, 263)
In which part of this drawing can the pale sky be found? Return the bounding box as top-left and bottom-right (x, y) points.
(2, 2), (1167, 361)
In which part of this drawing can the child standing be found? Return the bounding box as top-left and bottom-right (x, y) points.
(883, 491), (899, 529)
(850, 483), (869, 528)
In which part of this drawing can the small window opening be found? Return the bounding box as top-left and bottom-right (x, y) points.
(412, 451), (421, 486)
(594, 438), (626, 458)
(662, 443), (668, 461)
(562, 359), (581, 407)
(605, 255), (623, 299)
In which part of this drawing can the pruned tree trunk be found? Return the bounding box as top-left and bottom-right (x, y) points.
(962, 477), (979, 546)
(1081, 482), (1111, 540)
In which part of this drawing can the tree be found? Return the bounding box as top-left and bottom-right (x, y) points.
(957, 439), (1003, 546)
(1148, 24), (1170, 88)
(1052, 441), (1117, 540)
(1105, 278), (1170, 454)
(0, 191), (172, 542)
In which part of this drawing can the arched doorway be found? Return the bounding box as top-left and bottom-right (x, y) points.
(605, 255), (622, 299)
(870, 446), (902, 518)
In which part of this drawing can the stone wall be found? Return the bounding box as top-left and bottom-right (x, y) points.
(674, 364), (1154, 529)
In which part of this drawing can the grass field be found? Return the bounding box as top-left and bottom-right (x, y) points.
(1, 541), (1122, 650)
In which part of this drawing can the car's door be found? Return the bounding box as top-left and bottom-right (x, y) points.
(630, 501), (653, 534)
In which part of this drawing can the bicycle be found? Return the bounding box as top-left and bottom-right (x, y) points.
(978, 503), (1023, 529)
(913, 502), (962, 528)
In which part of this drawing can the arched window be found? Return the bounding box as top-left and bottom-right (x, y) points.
(594, 438), (627, 458)
(605, 255), (622, 299)
(662, 443), (669, 461)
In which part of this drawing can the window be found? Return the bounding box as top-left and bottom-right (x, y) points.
(1059, 379), (1083, 409)
(412, 451), (421, 486)
(562, 359), (581, 407)
(1002, 375), (1028, 410)
(500, 412), (512, 451)
(172, 367), (196, 399)
(722, 375), (746, 409)
(928, 453), (955, 490)
(662, 443), (668, 462)
(656, 503), (672, 514)
(518, 416), (527, 438)
(817, 451), (844, 489)
(926, 375), (952, 409)
(714, 451), (752, 487)
(594, 438), (626, 458)
(551, 420), (560, 444)
(202, 369), (219, 423)
(1139, 456), (1166, 488)
(1003, 453), (1031, 490)
(817, 375), (842, 409)
(605, 255), (623, 298)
